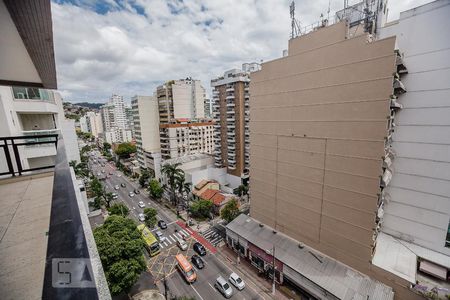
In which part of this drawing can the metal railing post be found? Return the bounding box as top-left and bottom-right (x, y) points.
(2, 139), (15, 176)
(11, 139), (23, 176)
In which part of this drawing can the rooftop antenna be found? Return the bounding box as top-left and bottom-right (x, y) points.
(290, 1), (300, 39)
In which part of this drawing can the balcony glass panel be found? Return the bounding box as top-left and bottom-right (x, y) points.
(12, 87), (53, 102)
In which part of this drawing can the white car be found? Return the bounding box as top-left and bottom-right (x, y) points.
(117, 174), (122, 177)
(229, 272), (245, 290)
(155, 231), (163, 239)
(129, 192), (135, 197)
(112, 193), (118, 199)
(177, 239), (188, 251)
(138, 201), (145, 208)
(114, 185), (119, 190)
(138, 213), (145, 222)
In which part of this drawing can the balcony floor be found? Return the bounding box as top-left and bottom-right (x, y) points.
(0, 172), (54, 300)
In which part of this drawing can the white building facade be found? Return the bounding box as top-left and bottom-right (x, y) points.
(100, 94), (131, 144)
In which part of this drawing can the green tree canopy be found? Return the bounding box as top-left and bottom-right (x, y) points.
(220, 198), (240, 223)
(143, 207), (158, 228)
(189, 199), (213, 219)
(108, 203), (130, 217)
(114, 142), (136, 158)
(161, 163), (184, 205)
(103, 142), (111, 151)
(93, 215), (146, 295)
(148, 179), (163, 200)
(139, 169), (151, 188)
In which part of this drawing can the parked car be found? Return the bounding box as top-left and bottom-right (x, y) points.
(138, 213), (145, 222)
(114, 185), (119, 190)
(228, 272), (245, 290)
(158, 220), (167, 229)
(121, 183), (126, 187)
(134, 189), (140, 194)
(177, 239), (188, 251)
(128, 192), (135, 197)
(138, 201), (145, 208)
(112, 193), (118, 199)
(215, 276), (233, 298)
(193, 242), (206, 256)
(191, 255), (204, 269)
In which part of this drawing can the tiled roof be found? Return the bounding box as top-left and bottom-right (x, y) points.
(211, 193), (226, 206)
(200, 188), (219, 201)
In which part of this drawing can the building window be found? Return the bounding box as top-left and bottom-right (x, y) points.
(446, 219), (450, 248)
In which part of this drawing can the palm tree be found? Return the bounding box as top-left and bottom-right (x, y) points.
(161, 163), (184, 205)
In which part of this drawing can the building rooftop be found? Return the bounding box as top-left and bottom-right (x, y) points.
(227, 214), (394, 300)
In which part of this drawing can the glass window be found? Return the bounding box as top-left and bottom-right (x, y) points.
(12, 86), (52, 101)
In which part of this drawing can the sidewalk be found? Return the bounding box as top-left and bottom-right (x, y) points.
(217, 245), (292, 300)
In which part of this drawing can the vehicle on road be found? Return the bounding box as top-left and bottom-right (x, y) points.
(137, 224), (160, 257)
(109, 172), (113, 175)
(101, 170), (105, 173)
(177, 238), (188, 251)
(138, 213), (145, 222)
(134, 189), (140, 194)
(117, 174), (122, 177)
(114, 185), (119, 190)
(128, 192), (135, 197)
(97, 172), (101, 176)
(176, 254), (196, 283)
(112, 193), (118, 199)
(229, 272), (245, 290)
(121, 183), (126, 187)
(215, 276), (233, 298)
(191, 254), (204, 269)
(138, 201), (145, 208)
(155, 231), (163, 239)
(158, 220), (167, 229)
(193, 242), (206, 256)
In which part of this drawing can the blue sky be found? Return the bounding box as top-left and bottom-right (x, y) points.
(51, 0), (434, 103)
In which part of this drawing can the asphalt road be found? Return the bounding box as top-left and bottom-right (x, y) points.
(88, 151), (264, 300)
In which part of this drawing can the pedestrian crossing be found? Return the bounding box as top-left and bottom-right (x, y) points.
(202, 227), (224, 247)
(158, 229), (190, 248)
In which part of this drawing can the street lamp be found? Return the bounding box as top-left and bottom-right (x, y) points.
(265, 245), (276, 296)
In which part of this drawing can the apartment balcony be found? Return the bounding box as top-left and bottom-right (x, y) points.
(227, 131), (235, 136)
(0, 135), (106, 299)
(228, 124), (235, 129)
(227, 109), (235, 115)
(214, 161), (223, 168)
(227, 137), (235, 144)
(226, 117), (235, 122)
(226, 87), (234, 92)
(21, 129), (60, 159)
(226, 94), (235, 100)
(226, 102), (235, 107)
(228, 144), (236, 150)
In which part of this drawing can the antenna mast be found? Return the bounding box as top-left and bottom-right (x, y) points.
(290, 1), (300, 39)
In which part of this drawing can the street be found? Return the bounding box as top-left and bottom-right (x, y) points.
(88, 151), (265, 300)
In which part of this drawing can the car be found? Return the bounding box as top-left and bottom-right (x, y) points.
(138, 213), (145, 222)
(215, 276), (233, 298)
(134, 189), (140, 194)
(138, 201), (145, 208)
(109, 172), (113, 175)
(128, 192), (135, 197)
(121, 183), (126, 187)
(155, 231), (163, 239)
(191, 255), (204, 269)
(228, 272), (245, 291)
(117, 174), (122, 177)
(112, 193), (118, 199)
(101, 170), (105, 173)
(177, 239), (188, 251)
(158, 220), (167, 229)
(97, 172), (101, 176)
(193, 242), (206, 256)
(114, 185), (119, 190)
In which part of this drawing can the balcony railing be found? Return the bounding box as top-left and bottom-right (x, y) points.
(12, 86), (54, 102)
(0, 134), (58, 177)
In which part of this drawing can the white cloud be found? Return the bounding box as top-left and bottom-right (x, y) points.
(51, 0), (434, 103)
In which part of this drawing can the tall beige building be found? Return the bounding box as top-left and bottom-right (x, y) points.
(248, 19), (421, 300)
(211, 64), (260, 179)
(156, 79), (214, 161)
(131, 95), (161, 177)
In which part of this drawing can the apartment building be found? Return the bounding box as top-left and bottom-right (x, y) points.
(0, 1), (107, 299)
(156, 79), (214, 161)
(224, 1), (448, 299)
(80, 111), (103, 138)
(131, 95), (161, 177)
(204, 97), (212, 118)
(100, 94), (131, 144)
(211, 63), (260, 180)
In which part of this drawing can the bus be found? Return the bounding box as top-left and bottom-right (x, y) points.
(175, 254), (197, 283)
(137, 224), (160, 257)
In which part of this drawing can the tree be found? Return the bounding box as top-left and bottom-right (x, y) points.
(161, 163), (184, 205)
(220, 198), (240, 223)
(103, 142), (111, 151)
(114, 142), (136, 158)
(148, 179), (163, 200)
(139, 169), (151, 188)
(143, 207), (158, 228)
(108, 203), (129, 217)
(70, 161), (89, 178)
(94, 215), (146, 295)
(235, 184), (249, 199)
(103, 192), (114, 209)
(189, 199), (213, 219)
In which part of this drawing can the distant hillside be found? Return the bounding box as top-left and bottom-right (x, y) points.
(75, 102), (103, 109)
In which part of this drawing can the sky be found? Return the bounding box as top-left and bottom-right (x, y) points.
(51, 0), (434, 103)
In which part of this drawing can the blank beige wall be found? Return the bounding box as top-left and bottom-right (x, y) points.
(249, 22), (419, 300)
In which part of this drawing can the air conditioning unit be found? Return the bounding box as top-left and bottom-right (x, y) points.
(395, 49), (408, 74)
(393, 78), (407, 95)
(380, 168), (393, 188)
(390, 95), (403, 110)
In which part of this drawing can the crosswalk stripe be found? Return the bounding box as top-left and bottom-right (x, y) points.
(180, 229), (189, 236)
(170, 236), (176, 242)
(160, 243), (164, 249)
(185, 228), (193, 234)
(176, 233), (183, 239)
(166, 238), (172, 244)
(163, 241), (168, 247)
